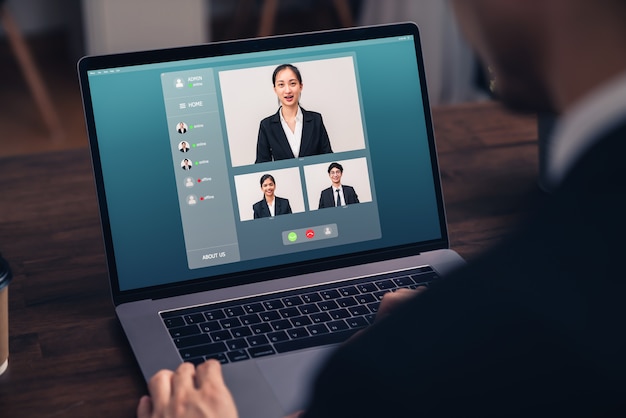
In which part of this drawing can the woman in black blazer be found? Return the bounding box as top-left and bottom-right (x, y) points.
(255, 64), (333, 163)
(252, 174), (292, 219)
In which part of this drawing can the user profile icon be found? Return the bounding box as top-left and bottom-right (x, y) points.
(184, 177), (195, 188)
(181, 158), (193, 170)
(175, 78), (184, 88)
(179, 141), (190, 153)
(187, 195), (198, 205)
(176, 122), (188, 134)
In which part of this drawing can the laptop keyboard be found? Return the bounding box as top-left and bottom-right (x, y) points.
(161, 266), (440, 365)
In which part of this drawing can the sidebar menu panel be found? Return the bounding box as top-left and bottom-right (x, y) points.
(161, 69), (240, 269)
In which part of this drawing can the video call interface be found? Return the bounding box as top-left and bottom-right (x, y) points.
(87, 34), (443, 291)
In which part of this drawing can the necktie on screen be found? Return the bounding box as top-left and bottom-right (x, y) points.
(336, 189), (342, 207)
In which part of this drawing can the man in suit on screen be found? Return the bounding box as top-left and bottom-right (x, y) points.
(318, 162), (359, 209)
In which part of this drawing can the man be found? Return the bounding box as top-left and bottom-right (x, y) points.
(318, 162), (359, 209)
(138, 1), (626, 416)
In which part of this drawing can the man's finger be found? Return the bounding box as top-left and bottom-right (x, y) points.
(376, 287), (426, 321)
(196, 359), (226, 389)
(172, 362), (197, 392)
(148, 369), (174, 411)
(136, 395), (153, 418)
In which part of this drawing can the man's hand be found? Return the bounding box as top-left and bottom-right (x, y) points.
(375, 286), (427, 322)
(137, 359), (238, 418)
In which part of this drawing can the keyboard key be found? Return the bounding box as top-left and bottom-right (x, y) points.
(411, 272), (439, 284)
(180, 341), (227, 360)
(375, 279), (395, 290)
(393, 276), (414, 287)
(169, 325), (201, 338)
(204, 310), (226, 321)
(355, 294), (376, 304)
(199, 321), (222, 333)
(248, 334), (271, 346)
(251, 323), (272, 335)
(357, 283), (377, 293)
(266, 331), (289, 343)
(227, 338), (249, 350)
(310, 312), (331, 323)
(210, 330), (232, 342)
(174, 333), (211, 348)
(318, 300), (339, 311)
(307, 324), (329, 336)
(298, 304), (320, 315)
(336, 297), (358, 308)
(220, 317), (242, 329)
(163, 317), (185, 328)
(410, 284), (427, 290)
(240, 314), (262, 326)
(274, 329), (358, 354)
(364, 314), (376, 324)
(287, 327), (310, 339)
(243, 303), (265, 313)
(327, 320), (349, 332)
(260, 311), (281, 322)
(290, 316), (313, 327)
(231, 326), (253, 338)
(278, 307), (300, 318)
(187, 357), (207, 366)
(328, 308), (351, 320)
(346, 317), (368, 329)
(270, 319), (293, 331)
(184, 313), (205, 325)
(374, 290), (390, 301)
(302, 293), (322, 303)
(338, 286), (359, 296)
(263, 299), (284, 310)
(282, 296), (304, 306)
(227, 350), (250, 362)
(224, 306), (245, 317)
(320, 290), (340, 300)
(248, 345), (276, 358)
(348, 305), (370, 316)
(367, 302), (380, 313)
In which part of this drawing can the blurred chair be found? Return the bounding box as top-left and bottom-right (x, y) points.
(359, 0), (486, 105)
(0, 0), (64, 140)
(232, 0), (354, 38)
(258, 0), (353, 36)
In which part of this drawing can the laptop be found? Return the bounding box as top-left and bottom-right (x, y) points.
(78, 22), (465, 417)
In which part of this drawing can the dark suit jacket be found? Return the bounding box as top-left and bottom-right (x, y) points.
(255, 108), (333, 163)
(252, 196), (292, 219)
(318, 185), (359, 209)
(303, 120), (626, 417)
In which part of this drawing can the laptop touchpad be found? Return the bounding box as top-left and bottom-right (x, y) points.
(256, 346), (335, 413)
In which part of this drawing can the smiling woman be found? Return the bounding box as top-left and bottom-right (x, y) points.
(254, 63), (333, 163)
(252, 173), (293, 218)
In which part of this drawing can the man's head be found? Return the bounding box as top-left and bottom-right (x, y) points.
(327, 162), (343, 187)
(450, 0), (626, 113)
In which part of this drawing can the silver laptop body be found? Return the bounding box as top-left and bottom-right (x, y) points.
(78, 22), (465, 417)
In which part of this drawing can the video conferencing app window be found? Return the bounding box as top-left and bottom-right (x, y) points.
(87, 34), (442, 291)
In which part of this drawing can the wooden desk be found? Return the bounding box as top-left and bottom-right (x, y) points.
(0, 101), (538, 417)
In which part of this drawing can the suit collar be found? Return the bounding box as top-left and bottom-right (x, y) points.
(547, 70), (626, 188)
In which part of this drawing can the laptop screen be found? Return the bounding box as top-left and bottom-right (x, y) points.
(79, 23), (447, 298)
